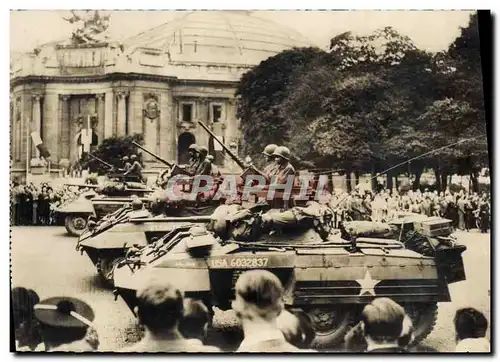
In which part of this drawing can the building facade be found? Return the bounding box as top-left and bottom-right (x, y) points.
(10, 11), (314, 176)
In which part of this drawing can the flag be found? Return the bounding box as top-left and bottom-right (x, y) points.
(30, 132), (51, 159)
(213, 136), (224, 151)
(82, 129), (92, 152)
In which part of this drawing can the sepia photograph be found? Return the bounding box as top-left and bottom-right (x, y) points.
(9, 9), (491, 353)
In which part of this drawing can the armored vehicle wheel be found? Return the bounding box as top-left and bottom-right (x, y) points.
(305, 306), (356, 349)
(65, 214), (89, 236)
(403, 303), (438, 344)
(97, 256), (124, 287)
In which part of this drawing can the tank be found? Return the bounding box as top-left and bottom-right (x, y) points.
(112, 206), (466, 349)
(55, 182), (152, 236)
(76, 198), (221, 285)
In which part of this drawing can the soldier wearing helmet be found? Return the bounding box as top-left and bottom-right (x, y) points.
(206, 155), (221, 178)
(262, 144), (278, 177)
(186, 144), (200, 174)
(124, 154), (144, 182)
(195, 146), (212, 176)
(121, 156), (131, 173)
(270, 146), (295, 183)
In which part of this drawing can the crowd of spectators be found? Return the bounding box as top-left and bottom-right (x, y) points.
(12, 270), (490, 353)
(10, 181), (86, 226)
(10, 176), (491, 234)
(329, 188), (491, 232)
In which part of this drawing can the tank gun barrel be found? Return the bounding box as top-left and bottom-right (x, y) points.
(88, 153), (115, 170)
(128, 216), (212, 223)
(197, 121), (246, 169)
(198, 121), (268, 179)
(132, 141), (173, 168)
(63, 183), (99, 188)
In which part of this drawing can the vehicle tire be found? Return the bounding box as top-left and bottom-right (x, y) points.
(64, 214), (89, 237)
(304, 306), (357, 349)
(403, 303), (438, 345)
(97, 256), (124, 287)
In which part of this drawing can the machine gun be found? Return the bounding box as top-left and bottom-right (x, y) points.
(132, 142), (193, 182)
(87, 153), (133, 181)
(132, 142), (174, 168)
(197, 121), (268, 180)
(88, 153), (120, 171)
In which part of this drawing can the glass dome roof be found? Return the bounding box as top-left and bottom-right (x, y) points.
(124, 11), (317, 66)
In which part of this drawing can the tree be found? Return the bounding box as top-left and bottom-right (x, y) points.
(80, 134), (144, 175)
(417, 98), (487, 192)
(235, 47), (329, 167)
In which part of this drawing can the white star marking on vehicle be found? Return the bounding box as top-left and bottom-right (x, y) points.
(356, 270), (382, 296)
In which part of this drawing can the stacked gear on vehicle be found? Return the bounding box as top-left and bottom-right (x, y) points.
(95, 181), (147, 196)
(112, 202), (467, 349)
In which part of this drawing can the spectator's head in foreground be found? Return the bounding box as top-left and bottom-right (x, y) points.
(34, 296), (95, 351)
(136, 280), (184, 335)
(277, 309), (316, 349)
(360, 298), (413, 350)
(232, 270), (284, 323)
(12, 287), (42, 350)
(454, 308), (488, 342)
(179, 298), (211, 341)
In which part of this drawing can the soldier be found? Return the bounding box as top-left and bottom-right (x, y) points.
(121, 156), (131, 173)
(186, 144), (200, 174)
(270, 146), (295, 183)
(124, 154), (143, 182)
(206, 155), (221, 178)
(195, 146), (212, 176)
(33, 296), (97, 351)
(262, 144), (278, 177)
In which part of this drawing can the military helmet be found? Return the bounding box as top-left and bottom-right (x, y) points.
(131, 198), (143, 210)
(206, 155), (214, 162)
(130, 154), (137, 160)
(188, 144), (199, 153)
(198, 146), (208, 155)
(262, 144), (278, 156)
(273, 146), (291, 161)
(122, 156), (129, 161)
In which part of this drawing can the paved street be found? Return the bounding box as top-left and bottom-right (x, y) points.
(10, 226), (490, 352)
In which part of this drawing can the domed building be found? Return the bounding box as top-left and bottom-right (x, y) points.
(10, 11), (315, 177)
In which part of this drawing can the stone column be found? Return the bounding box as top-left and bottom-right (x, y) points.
(21, 93), (32, 167)
(196, 99), (210, 148)
(59, 95), (71, 160)
(159, 87), (174, 160)
(96, 93), (105, 143)
(142, 93), (159, 162)
(226, 98), (239, 145)
(43, 93), (59, 163)
(129, 89), (144, 136)
(31, 94), (42, 157)
(69, 98), (81, 162)
(115, 89), (129, 136)
(14, 96), (22, 162)
(104, 91), (113, 138)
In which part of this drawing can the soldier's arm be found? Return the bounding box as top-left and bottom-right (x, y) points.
(124, 163), (136, 175)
